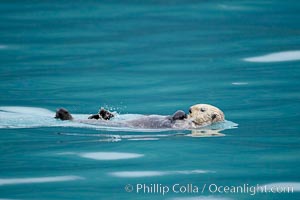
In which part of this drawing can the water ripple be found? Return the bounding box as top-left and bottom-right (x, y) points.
(0, 176), (83, 186)
(244, 50), (300, 62)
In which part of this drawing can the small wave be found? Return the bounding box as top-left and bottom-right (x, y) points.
(79, 152), (144, 160)
(244, 50), (300, 62)
(0, 176), (83, 186)
(0, 199), (18, 200)
(110, 170), (213, 178)
(232, 82), (248, 85)
(218, 4), (250, 11)
(0, 45), (7, 49)
(58, 132), (183, 141)
(128, 138), (159, 141)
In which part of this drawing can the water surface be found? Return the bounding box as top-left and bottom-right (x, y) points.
(0, 0), (300, 200)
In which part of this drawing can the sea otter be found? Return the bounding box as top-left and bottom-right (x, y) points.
(54, 104), (225, 129)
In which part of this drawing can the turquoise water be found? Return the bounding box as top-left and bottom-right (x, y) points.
(1, 1), (300, 200)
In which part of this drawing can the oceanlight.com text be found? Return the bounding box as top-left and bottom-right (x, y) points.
(124, 183), (294, 196)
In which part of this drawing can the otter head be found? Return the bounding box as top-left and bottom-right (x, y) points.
(187, 104), (224, 127)
(55, 108), (73, 120)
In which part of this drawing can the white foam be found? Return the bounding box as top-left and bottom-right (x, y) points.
(244, 51), (300, 62)
(0, 106), (54, 117)
(0, 106), (97, 129)
(79, 152), (144, 160)
(260, 182), (300, 192)
(110, 170), (212, 178)
(0, 176), (83, 186)
(0, 106), (166, 131)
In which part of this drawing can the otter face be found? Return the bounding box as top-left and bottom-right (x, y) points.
(55, 108), (73, 120)
(187, 104), (224, 127)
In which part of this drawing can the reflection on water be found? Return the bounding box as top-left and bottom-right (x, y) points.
(110, 170), (212, 178)
(79, 152), (144, 160)
(244, 50), (300, 62)
(0, 176), (83, 186)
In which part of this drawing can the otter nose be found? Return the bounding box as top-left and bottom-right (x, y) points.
(212, 114), (217, 120)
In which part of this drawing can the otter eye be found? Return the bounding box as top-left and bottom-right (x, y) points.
(189, 108), (192, 114)
(200, 107), (206, 112)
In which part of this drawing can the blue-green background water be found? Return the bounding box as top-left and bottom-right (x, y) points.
(0, 0), (300, 199)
